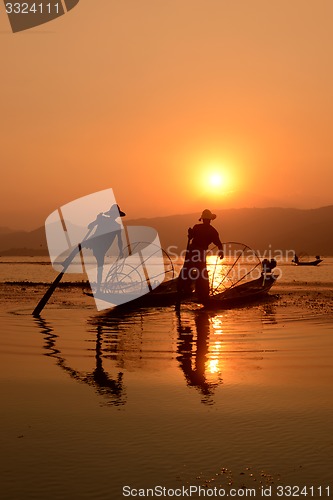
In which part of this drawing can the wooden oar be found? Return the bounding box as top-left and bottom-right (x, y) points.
(175, 235), (191, 310)
(32, 227), (94, 317)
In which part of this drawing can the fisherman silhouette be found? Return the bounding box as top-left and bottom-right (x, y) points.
(84, 204), (126, 292)
(178, 209), (223, 303)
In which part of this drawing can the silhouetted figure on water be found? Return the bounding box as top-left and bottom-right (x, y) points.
(292, 253), (299, 264)
(84, 204), (126, 292)
(178, 209), (223, 304)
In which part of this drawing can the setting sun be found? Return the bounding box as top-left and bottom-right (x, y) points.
(208, 172), (224, 188)
(189, 161), (237, 206)
(204, 167), (232, 195)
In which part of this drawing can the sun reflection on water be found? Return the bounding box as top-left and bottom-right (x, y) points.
(206, 316), (224, 380)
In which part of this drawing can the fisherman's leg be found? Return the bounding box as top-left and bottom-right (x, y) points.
(95, 255), (105, 292)
(178, 253), (196, 294)
(195, 265), (210, 304)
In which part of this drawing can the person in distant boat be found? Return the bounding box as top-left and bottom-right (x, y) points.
(178, 209), (223, 303)
(84, 204), (126, 292)
(292, 253), (299, 264)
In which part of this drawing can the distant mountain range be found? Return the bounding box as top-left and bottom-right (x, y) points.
(1, 206), (332, 256)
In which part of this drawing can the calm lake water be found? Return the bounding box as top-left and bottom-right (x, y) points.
(0, 258), (332, 499)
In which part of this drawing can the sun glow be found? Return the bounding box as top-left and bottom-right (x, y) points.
(208, 172), (224, 188)
(191, 157), (238, 205)
(204, 168), (232, 196)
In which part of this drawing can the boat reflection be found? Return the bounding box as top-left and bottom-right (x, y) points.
(35, 316), (126, 406)
(34, 300), (278, 407)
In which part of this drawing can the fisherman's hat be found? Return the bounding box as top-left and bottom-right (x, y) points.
(105, 204), (126, 217)
(199, 209), (216, 221)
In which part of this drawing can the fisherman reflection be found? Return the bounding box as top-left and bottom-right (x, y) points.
(35, 316), (126, 406)
(84, 204), (126, 292)
(91, 325), (125, 403)
(177, 311), (222, 405)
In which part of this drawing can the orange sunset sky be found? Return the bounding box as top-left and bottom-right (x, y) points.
(1, 0), (333, 230)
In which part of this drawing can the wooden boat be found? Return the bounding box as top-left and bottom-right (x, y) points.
(85, 278), (182, 308)
(86, 272), (277, 310)
(84, 242), (278, 311)
(292, 258), (323, 266)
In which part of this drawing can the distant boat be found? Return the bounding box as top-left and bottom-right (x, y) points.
(292, 256), (323, 266)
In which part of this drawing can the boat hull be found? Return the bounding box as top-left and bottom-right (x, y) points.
(293, 259), (323, 266)
(85, 278), (182, 308)
(205, 274), (277, 309)
(86, 274), (277, 311)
